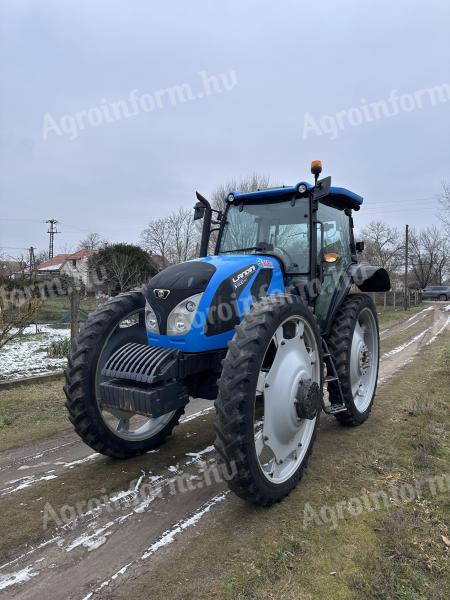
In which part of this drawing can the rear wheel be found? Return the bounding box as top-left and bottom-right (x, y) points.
(215, 295), (322, 506)
(64, 292), (183, 458)
(327, 293), (379, 426)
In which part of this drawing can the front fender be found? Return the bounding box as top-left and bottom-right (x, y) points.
(348, 262), (391, 292)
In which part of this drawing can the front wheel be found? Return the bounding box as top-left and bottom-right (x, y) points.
(439, 294), (447, 301)
(64, 291), (183, 458)
(327, 293), (379, 426)
(215, 295), (322, 506)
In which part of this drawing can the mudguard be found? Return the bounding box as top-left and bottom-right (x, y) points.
(348, 262), (391, 292)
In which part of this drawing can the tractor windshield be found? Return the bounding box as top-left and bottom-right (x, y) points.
(218, 198), (310, 273)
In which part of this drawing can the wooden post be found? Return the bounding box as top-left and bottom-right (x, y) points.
(393, 291), (396, 309)
(69, 288), (80, 350)
(384, 292), (387, 309)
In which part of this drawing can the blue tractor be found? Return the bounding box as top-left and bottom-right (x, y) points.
(65, 162), (390, 505)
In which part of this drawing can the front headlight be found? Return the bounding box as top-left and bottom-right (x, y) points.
(145, 300), (159, 333)
(167, 293), (203, 336)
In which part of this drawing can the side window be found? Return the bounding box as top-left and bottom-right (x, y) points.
(315, 204), (352, 324)
(317, 204), (352, 266)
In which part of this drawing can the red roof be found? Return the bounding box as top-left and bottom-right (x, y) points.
(38, 254), (70, 270)
(38, 249), (97, 271)
(66, 249), (97, 260)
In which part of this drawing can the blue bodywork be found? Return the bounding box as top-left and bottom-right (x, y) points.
(147, 254), (285, 352)
(227, 182), (363, 208)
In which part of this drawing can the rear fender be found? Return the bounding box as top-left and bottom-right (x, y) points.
(348, 263), (391, 292)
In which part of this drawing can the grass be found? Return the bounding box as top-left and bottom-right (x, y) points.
(46, 337), (71, 358)
(35, 295), (98, 324)
(0, 378), (69, 451)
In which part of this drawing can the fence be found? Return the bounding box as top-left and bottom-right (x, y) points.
(369, 290), (421, 310)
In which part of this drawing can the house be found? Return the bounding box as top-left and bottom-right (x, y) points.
(149, 253), (170, 271)
(37, 249), (97, 286)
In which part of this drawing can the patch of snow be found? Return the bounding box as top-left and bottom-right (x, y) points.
(426, 316), (450, 345)
(56, 453), (99, 469)
(180, 406), (214, 423)
(81, 563), (132, 600)
(0, 566), (38, 590)
(141, 492), (227, 559)
(1, 473), (58, 496)
(185, 445), (215, 465)
(66, 522), (115, 552)
(406, 306), (433, 322)
(0, 324), (69, 380)
(383, 328), (431, 358)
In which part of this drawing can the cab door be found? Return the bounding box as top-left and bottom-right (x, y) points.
(315, 204), (353, 327)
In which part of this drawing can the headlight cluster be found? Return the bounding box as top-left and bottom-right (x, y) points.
(145, 294), (203, 337)
(167, 293), (203, 336)
(145, 300), (159, 333)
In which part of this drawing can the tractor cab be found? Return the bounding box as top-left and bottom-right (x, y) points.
(196, 161), (366, 333)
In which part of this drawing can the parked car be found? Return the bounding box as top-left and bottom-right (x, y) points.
(421, 285), (450, 301)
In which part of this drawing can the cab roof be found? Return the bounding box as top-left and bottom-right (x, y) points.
(226, 181), (363, 211)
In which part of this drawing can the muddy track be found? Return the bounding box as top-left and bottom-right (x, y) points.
(1, 304), (449, 599)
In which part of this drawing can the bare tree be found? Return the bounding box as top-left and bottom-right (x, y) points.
(211, 174), (272, 212)
(141, 208), (199, 265)
(78, 232), (106, 250)
(141, 216), (173, 266)
(208, 174), (275, 253)
(0, 298), (42, 351)
(409, 225), (449, 288)
(359, 221), (404, 276)
(438, 181), (450, 235)
(167, 207), (198, 263)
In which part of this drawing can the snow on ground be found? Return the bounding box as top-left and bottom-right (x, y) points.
(0, 324), (69, 380)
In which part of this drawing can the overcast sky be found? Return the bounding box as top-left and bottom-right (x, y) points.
(0, 0), (449, 258)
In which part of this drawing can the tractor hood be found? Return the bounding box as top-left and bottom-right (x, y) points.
(145, 254), (285, 351)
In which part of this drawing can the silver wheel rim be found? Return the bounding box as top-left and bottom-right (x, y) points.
(254, 316), (320, 484)
(349, 307), (378, 413)
(95, 306), (176, 442)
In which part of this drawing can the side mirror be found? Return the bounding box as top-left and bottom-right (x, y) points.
(193, 202), (206, 221)
(355, 241), (365, 253)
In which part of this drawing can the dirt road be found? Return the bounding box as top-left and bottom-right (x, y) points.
(1, 303), (449, 599)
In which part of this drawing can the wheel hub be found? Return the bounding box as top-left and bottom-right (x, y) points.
(295, 380), (320, 420)
(358, 342), (370, 375)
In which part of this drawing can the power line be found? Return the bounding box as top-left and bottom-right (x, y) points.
(46, 219), (60, 259)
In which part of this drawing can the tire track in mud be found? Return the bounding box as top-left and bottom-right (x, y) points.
(1, 305), (449, 599)
(0, 401), (214, 496)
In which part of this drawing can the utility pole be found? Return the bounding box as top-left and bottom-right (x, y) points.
(404, 224), (409, 310)
(46, 219), (59, 259)
(28, 246), (36, 278)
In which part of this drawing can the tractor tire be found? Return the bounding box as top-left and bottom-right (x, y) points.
(327, 293), (379, 427)
(64, 291), (183, 458)
(215, 294), (322, 506)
